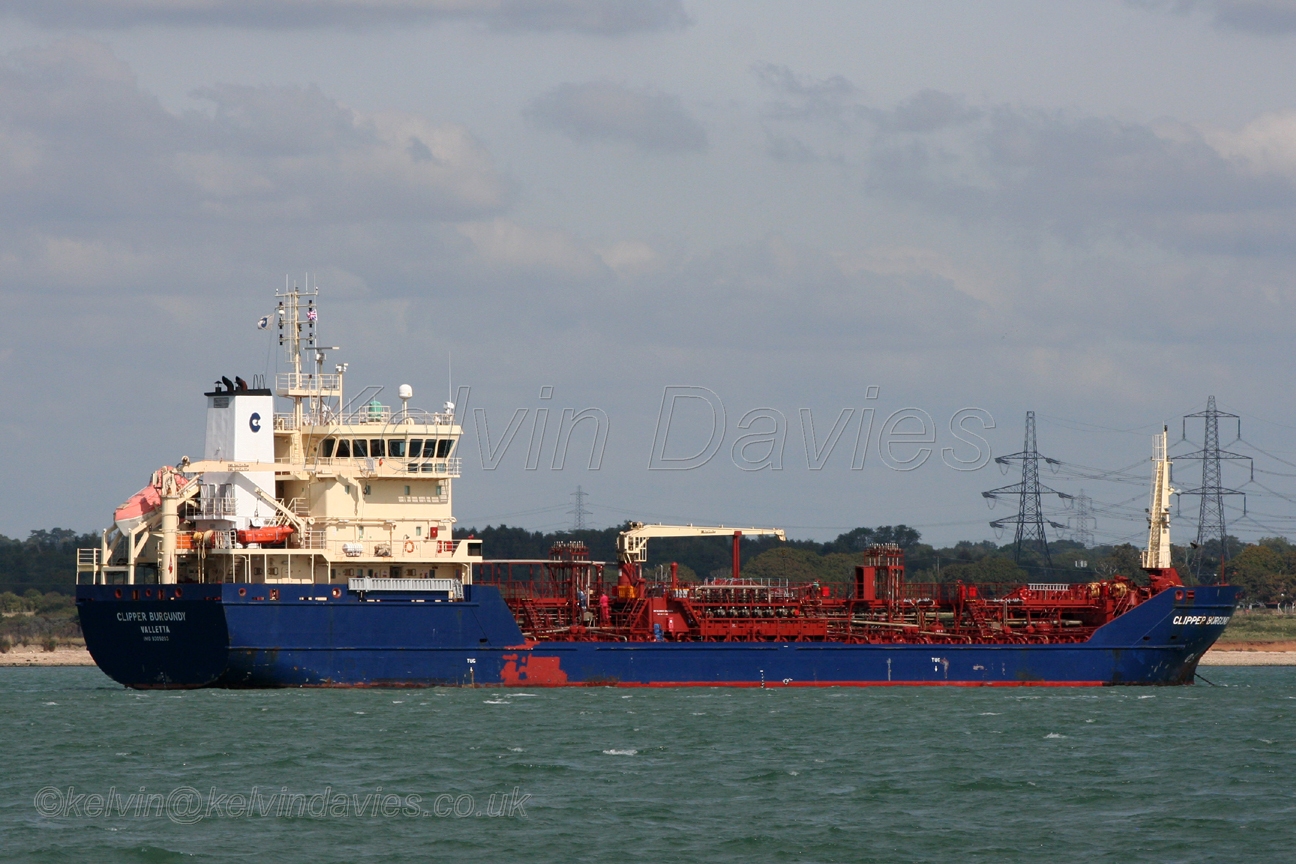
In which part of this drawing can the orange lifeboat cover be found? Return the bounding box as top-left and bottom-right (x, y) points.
(237, 525), (296, 545)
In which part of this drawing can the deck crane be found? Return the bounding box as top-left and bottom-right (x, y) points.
(615, 522), (786, 595)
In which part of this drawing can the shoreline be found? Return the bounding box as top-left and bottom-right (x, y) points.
(0, 646), (94, 666)
(2, 645), (1295, 669)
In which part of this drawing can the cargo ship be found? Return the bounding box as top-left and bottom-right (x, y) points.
(75, 286), (1236, 688)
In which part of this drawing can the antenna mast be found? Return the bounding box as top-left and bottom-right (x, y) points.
(274, 277), (333, 462)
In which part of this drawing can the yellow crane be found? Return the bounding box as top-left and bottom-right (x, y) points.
(616, 522), (786, 589)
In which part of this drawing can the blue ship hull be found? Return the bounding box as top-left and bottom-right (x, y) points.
(76, 583), (1237, 689)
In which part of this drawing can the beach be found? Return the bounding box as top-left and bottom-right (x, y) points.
(4, 644), (1293, 668)
(0, 645), (94, 666)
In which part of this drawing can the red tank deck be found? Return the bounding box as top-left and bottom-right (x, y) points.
(475, 542), (1184, 646)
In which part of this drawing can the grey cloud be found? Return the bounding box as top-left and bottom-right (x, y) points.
(764, 132), (818, 164)
(859, 95), (1296, 254)
(757, 70), (1296, 253)
(754, 63), (856, 102)
(3, 0), (691, 35)
(1129, 0), (1296, 34)
(0, 40), (509, 232)
(525, 81), (706, 152)
(754, 63), (861, 127)
(638, 238), (987, 350)
(877, 90), (982, 134)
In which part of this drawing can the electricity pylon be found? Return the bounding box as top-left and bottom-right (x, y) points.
(983, 411), (1071, 568)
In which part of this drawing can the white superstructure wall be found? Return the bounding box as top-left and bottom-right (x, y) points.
(202, 391), (275, 530)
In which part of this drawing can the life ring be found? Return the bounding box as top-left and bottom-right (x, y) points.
(332, 586), (341, 598)
(404, 539), (416, 554)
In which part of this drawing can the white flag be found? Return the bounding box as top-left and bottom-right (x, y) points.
(256, 315), (270, 330)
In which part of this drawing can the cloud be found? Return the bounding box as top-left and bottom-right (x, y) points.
(2, 0), (691, 35)
(525, 81), (707, 152)
(1200, 109), (1296, 177)
(0, 39), (509, 238)
(861, 100), (1296, 251)
(754, 63), (856, 103)
(188, 85), (510, 221)
(458, 219), (610, 279)
(753, 62), (860, 125)
(1128, 0), (1296, 34)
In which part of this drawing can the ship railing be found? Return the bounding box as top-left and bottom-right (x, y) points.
(293, 528), (327, 549)
(348, 577), (463, 598)
(282, 409), (457, 432)
(892, 582), (1095, 603)
(402, 458), (460, 477)
(76, 549), (99, 578)
(337, 405), (394, 425)
(305, 456), (460, 478)
(396, 489), (450, 504)
(334, 538), (465, 559)
(474, 559), (608, 600)
(387, 409), (456, 427)
(275, 372), (341, 394)
(197, 493), (237, 518)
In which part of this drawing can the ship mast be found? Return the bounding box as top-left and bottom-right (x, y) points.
(276, 278), (340, 460)
(1141, 426), (1178, 579)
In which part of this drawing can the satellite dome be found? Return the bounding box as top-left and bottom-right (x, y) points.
(398, 384), (413, 400)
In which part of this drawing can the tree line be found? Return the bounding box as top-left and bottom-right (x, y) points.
(454, 523), (1296, 604)
(0, 529), (98, 595)
(3, 524), (1293, 605)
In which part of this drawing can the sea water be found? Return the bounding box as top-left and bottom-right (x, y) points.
(2, 667), (1294, 863)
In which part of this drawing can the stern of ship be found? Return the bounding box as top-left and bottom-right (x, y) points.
(76, 584), (230, 689)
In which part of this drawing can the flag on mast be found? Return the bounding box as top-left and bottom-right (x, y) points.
(256, 315), (271, 330)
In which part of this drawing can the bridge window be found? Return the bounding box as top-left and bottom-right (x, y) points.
(352, 440), (368, 458)
(370, 439), (385, 457)
(320, 439), (335, 458)
(335, 440), (351, 458)
(388, 440), (406, 457)
(436, 439), (454, 457)
(409, 439), (423, 459)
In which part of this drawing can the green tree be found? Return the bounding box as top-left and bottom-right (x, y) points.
(1225, 541), (1296, 604)
(937, 556), (1028, 584)
(1096, 544), (1143, 582)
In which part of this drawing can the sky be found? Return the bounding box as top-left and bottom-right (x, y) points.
(4, 0), (1296, 549)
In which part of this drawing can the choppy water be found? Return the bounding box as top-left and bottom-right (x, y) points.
(2, 668), (1295, 863)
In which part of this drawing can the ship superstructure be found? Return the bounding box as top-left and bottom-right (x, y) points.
(78, 285), (480, 593)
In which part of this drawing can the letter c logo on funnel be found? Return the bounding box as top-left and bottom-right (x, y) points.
(249, 412), (261, 432)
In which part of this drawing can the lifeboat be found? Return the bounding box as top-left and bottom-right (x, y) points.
(237, 525), (295, 546)
(113, 466), (190, 537)
(113, 484), (162, 537)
